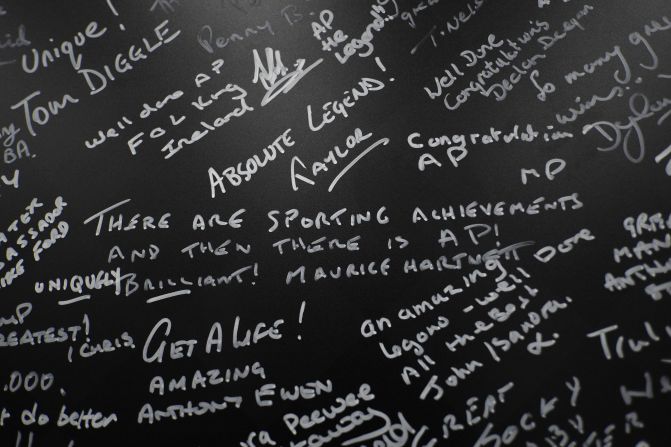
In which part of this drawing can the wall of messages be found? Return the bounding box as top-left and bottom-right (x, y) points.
(1, 0), (670, 446)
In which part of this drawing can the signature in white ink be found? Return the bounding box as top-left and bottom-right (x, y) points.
(343, 409), (437, 447)
(252, 47), (322, 106)
(582, 92), (671, 163)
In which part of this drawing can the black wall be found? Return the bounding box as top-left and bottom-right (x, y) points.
(1, 1), (670, 446)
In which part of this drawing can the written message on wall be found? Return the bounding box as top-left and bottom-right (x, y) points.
(0, 0), (670, 445)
